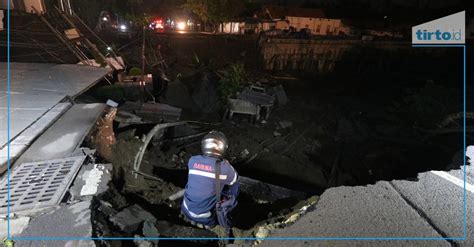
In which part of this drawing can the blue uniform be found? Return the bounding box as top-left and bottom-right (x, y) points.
(181, 155), (239, 227)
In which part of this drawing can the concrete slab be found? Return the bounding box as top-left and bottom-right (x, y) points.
(110, 204), (157, 233)
(16, 200), (95, 247)
(0, 216), (30, 239)
(260, 181), (450, 247)
(446, 166), (474, 184)
(0, 103), (72, 174)
(0, 62), (111, 151)
(13, 103), (106, 165)
(391, 169), (474, 246)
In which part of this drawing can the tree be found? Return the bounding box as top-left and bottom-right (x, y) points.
(183, 0), (247, 32)
(183, 0), (209, 24)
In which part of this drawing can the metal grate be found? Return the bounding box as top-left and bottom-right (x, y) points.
(0, 156), (86, 214)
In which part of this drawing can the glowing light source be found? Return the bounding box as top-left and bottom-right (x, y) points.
(120, 24), (127, 31)
(102, 17), (108, 21)
(177, 21), (186, 30)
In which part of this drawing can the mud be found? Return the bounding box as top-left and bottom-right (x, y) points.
(87, 115), (322, 246)
(89, 107), (118, 161)
(86, 74), (465, 245)
(110, 137), (181, 204)
(80, 37), (468, 246)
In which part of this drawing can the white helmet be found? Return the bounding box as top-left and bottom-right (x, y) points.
(201, 131), (228, 157)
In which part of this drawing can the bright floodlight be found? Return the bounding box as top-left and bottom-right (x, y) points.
(177, 21), (186, 30)
(107, 47), (112, 51)
(120, 24), (127, 31)
(102, 17), (108, 21)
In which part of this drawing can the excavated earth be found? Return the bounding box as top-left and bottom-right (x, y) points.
(84, 65), (464, 246)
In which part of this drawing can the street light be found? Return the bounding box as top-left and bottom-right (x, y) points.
(177, 21), (186, 30)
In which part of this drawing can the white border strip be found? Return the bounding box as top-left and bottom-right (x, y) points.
(189, 169), (227, 180)
(431, 171), (474, 193)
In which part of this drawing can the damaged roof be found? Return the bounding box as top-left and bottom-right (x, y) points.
(264, 5), (326, 19)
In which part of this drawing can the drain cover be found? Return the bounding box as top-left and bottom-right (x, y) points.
(0, 156), (86, 214)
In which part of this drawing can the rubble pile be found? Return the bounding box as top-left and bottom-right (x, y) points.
(78, 71), (334, 245)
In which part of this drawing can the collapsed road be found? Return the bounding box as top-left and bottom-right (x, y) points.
(0, 14), (471, 247)
(1, 71), (472, 246)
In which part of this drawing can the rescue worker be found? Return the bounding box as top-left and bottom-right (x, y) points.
(181, 131), (239, 232)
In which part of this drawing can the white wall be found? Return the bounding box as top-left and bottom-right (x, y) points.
(220, 22), (241, 34)
(0, 10), (3, 31)
(286, 16), (346, 35)
(275, 20), (289, 30)
(262, 22), (275, 31)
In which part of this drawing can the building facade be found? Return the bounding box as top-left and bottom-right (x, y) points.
(264, 5), (350, 35)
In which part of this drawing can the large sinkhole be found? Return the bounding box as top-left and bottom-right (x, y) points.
(82, 60), (467, 244)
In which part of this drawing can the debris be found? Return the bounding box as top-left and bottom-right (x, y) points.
(76, 147), (97, 157)
(133, 122), (189, 176)
(249, 85), (266, 93)
(89, 106), (117, 161)
(143, 220), (160, 238)
(132, 170), (165, 182)
(106, 99), (119, 108)
(119, 73), (153, 84)
(270, 75), (299, 80)
(269, 84), (288, 106)
(115, 111), (143, 124)
(97, 200), (116, 216)
(279, 121), (293, 129)
(153, 131), (208, 147)
(134, 235), (154, 247)
(110, 204), (156, 233)
(79, 164), (112, 196)
(0, 216), (30, 239)
(167, 189), (185, 201)
(119, 101), (182, 122)
(225, 98), (260, 121)
(252, 196), (318, 245)
(239, 149), (250, 159)
(171, 154), (179, 162)
(240, 154), (258, 166)
(155, 221), (217, 238)
(69, 163), (113, 200)
(237, 87), (275, 119)
(238, 176), (307, 203)
(178, 150), (187, 158)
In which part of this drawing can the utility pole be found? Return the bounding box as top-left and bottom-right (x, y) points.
(140, 25), (146, 106)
